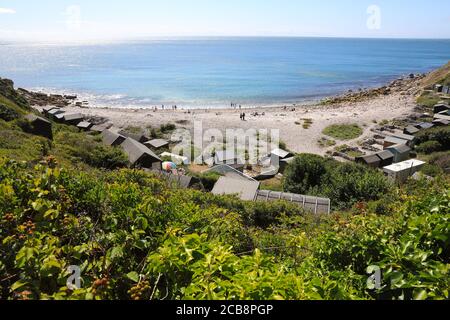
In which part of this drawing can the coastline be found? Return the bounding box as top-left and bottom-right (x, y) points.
(33, 74), (424, 156)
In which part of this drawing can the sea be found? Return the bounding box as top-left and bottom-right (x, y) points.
(0, 37), (449, 109)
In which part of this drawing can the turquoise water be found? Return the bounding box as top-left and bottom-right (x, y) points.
(0, 37), (449, 108)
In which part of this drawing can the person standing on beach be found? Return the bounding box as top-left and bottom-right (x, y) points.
(242, 113), (246, 121)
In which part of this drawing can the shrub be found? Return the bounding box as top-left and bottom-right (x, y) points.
(195, 172), (222, 191)
(160, 123), (176, 133)
(283, 154), (328, 195)
(416, 140), (443, 154)
(55, 131), (128, 169)
(283, 154), (391, 209)
(323, 124), (363, 141)
(420, 164), (444, 177)
(0, 104), (19, 121)
(416, 127), (450, 151)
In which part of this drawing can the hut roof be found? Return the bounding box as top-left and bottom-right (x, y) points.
(383, 160), (426, 173)
(357, 154), (381, 165)
(211, 177), (260, 201)
(271, 148), (293, 159)
(145, 139), (169, 149)
(387, 144), (411, 154)
(102, 129), (126, 146)
(415, 122), (434, 130)
(404, 125), (420, 135)
(255, 190), (331, 214)
(24, 113), (51, 124)
(121, 138), (161, 165)
(48, 108), (64, 116)
(384, 136), (408, 146)
(376, 150), (394, 161)
(63, 113), (84, 122)
(77, 121), (92, 129)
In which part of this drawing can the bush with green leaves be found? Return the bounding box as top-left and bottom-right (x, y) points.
(283, 154), (391, 209)
(55, 131), (128, 169)
(416, 127), (450, 152)
(416, 140), (443, 154)
(0, 157), (448, 300)
(0, 104), (19, 122)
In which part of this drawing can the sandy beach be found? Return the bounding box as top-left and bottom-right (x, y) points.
(40, 77), (421, 156)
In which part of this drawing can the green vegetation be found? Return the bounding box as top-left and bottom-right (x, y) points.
(318, 137), (337, 148)
(417, 91), (441, 108)
(0, 76), (449, 301)
(160, 123), (176, 133)
(323, 124), (363, 141)
(301, 118), (313, 129)
(0, 158), (448, 300)
(283, 154), (392, 209)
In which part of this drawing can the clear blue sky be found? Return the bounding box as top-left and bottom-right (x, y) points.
(1, 0), (449, 42)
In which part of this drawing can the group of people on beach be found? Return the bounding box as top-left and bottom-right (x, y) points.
(231, 102), (242, 109)
(240, 112), (246, 121)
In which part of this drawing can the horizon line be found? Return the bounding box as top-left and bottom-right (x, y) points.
(1, 35), (450, 45)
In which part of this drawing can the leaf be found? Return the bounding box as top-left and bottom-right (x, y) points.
(110, 246), (124, 260)
(126, 271), (139, 283)
(413, 289), (428, 300)
(11, 280), (28, 292)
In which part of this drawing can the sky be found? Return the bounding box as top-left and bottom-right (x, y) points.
(0, 0), (449, 42)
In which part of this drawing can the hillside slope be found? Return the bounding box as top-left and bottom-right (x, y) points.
(0, 76), (449, 301)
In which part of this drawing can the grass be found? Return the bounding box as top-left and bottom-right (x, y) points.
(260, 177), (283, 191)
(322, 124), (363, 141)
(299, 118), (313, 129)
(417, 91), (441, 109)
(318, 137), (336, 148)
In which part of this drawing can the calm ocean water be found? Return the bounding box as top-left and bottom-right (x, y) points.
(0, 37), (449, 108)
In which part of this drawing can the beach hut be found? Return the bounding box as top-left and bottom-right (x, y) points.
(121, 138), (162, 170)
(90, 123), (112, 133)
(386, 144), (411, 163)
(432, 118), (450, 126)
(355, 154), (381, 168)
(145, 139), (169, 150)
(270, 148), (294, 167)
(383, 159), (426, 183)
(415, 122), (434, 130)
(255, 190), (331, 215)
(403, 125), (420, 135)
(434, 110), (450, 122)
(47, 108), (65, 120)
(214, 150), (245, 171)
(42, 107), (58, 117)
(376, 150), (395, 167)
(211, 177), (260, 201)
(24, 114), (53, 140)
(433, 103), (450, 114)
(383, 136), (408, 149)
(77, 121), (93, 131)
(118, 130), (149, 143)
(102, 129), (126, 147)
(389, 132), (416, 146)
(54, 113), (66, 122)
(254, 166), (279, 181)
(63, 113), (84, 125)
